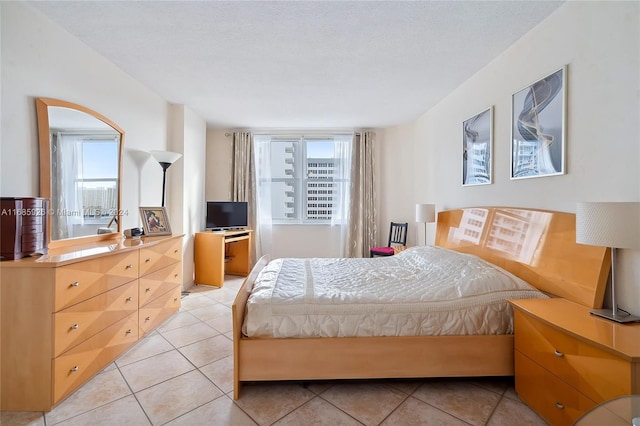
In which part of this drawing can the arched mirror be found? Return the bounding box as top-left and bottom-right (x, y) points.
(36, 98), (124, 246)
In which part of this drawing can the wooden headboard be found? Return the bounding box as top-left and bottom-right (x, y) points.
(435, 207), (610, 309)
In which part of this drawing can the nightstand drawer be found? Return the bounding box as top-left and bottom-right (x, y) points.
(514, 309), (632, 402)
(515, 351), (597, 426)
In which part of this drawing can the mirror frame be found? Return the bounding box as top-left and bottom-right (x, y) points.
(36, 98), (125, 248)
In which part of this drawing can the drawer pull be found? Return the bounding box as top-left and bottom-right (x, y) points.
(555, 402), (565, 410)
(125, 329), (132, 334)
(70, 323), (79, 330)
(145, 258), (151, 263)
(145, 316), (151, 321)
(174, 273), (179, 278)
(70, 281), (80, 288)
(174, 297), (179, 302)
(174, 249), (178, 253)
(126, 264), (134, 269)
(70, 366), (79, 372)
(145, 287), (151, 293)
(554, 350), (564, 358)
(126, 297), (133, 302)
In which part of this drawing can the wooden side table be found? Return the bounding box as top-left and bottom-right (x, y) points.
(509, 298), (640, 425)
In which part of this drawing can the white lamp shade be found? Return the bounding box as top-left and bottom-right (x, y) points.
(576, 202), (640, 249)
(415, 204), (436, 223)
(150, 150), (182, 164)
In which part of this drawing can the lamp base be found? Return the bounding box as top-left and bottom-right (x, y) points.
(589, 308), (640, 323)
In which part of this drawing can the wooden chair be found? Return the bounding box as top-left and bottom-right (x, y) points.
(370, 222), (408, 257)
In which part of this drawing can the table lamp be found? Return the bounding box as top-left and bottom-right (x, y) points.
(150, 150), (182, 206)
(415, 204), (436, 245)
(576, 202), (640, 323)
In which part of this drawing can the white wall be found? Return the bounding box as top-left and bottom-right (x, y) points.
(1, 2), (167, 230)
(1, 3), (207, 289)
(169, 105), (206, 289)
(381, 1), (640, 314)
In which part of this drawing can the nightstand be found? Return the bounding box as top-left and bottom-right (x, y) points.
(509, 298), (640, 426)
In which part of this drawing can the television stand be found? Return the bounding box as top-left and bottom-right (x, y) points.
(194, 229), (253, 287)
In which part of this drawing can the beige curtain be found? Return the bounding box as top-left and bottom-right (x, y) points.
(344, 131), (376, 257)
(232, 132), (258, 262)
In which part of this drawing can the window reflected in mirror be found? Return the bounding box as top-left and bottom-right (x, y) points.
(37, 99), (124, 244)
(50, 125), (119, 239)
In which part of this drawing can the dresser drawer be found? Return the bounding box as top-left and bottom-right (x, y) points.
(139, 287), (181, 335)
(140, 238), (182, 276)
(139, 237), (182, 276)
(515, 351), (597, 426)
(53, 312), (138, 404)
(514, 310), (632, 402)
(53, 280), (138, 357)
(54, 251), (139, 311)
(139, 262), (182, 306)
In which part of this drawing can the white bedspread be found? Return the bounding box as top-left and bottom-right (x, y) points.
(243, 246), (548, 338)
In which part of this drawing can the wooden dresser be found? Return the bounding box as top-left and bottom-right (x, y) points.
(510, 298), (640, 425)
(0, 234), (183, 411)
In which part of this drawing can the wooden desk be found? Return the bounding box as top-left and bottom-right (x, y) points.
(194, 230), (252, 287)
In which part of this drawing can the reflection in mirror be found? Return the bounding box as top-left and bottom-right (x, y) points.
(37, 98), (124, 244)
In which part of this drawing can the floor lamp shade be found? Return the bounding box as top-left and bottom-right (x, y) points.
(150, 150), (183, 206)
(575, 202), (640, 323)
(415, 204), (436, 245)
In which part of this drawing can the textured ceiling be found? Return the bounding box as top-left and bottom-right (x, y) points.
(28, 1), (563, 129)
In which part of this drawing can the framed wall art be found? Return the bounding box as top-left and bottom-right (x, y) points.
(463, 106), (493, 186)
(139, 206), (172, 236)
(511, 66), (566, 179)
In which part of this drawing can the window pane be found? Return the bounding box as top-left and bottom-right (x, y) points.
(270, 180), (298, 221)
(82, 139), (118, 179)
(270, 140), (298, 179)
(79, 181), (117, 218)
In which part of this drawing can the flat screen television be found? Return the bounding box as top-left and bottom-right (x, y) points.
(206, 201), (248, 230)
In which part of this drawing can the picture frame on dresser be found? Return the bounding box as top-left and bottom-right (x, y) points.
(139, 206), (172, 236)
(462, 106), (493, 186)
(511, 66), (566, 180)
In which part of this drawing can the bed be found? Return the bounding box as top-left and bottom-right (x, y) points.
(232, 207), (610, 399)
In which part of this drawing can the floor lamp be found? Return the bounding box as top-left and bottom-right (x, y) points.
(576, 202), (640, 323)
(150, 150), (183, 206)
(415, 204), (436, 246)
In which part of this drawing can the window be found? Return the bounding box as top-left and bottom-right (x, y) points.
(79, 138), (119, 219)
(255, 135), (352, 224)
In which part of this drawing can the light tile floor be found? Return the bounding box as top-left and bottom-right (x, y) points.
(1, 276), (548, 426)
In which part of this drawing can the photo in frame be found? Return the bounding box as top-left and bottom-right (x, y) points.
(139, 206), (172, 236)
(511, 66), (566, 179)
(462, 107), (493, 186)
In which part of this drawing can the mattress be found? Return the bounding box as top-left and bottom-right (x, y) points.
(243, 246), (548, 338)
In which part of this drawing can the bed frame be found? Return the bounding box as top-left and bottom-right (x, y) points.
(232, 207), (610, 399)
